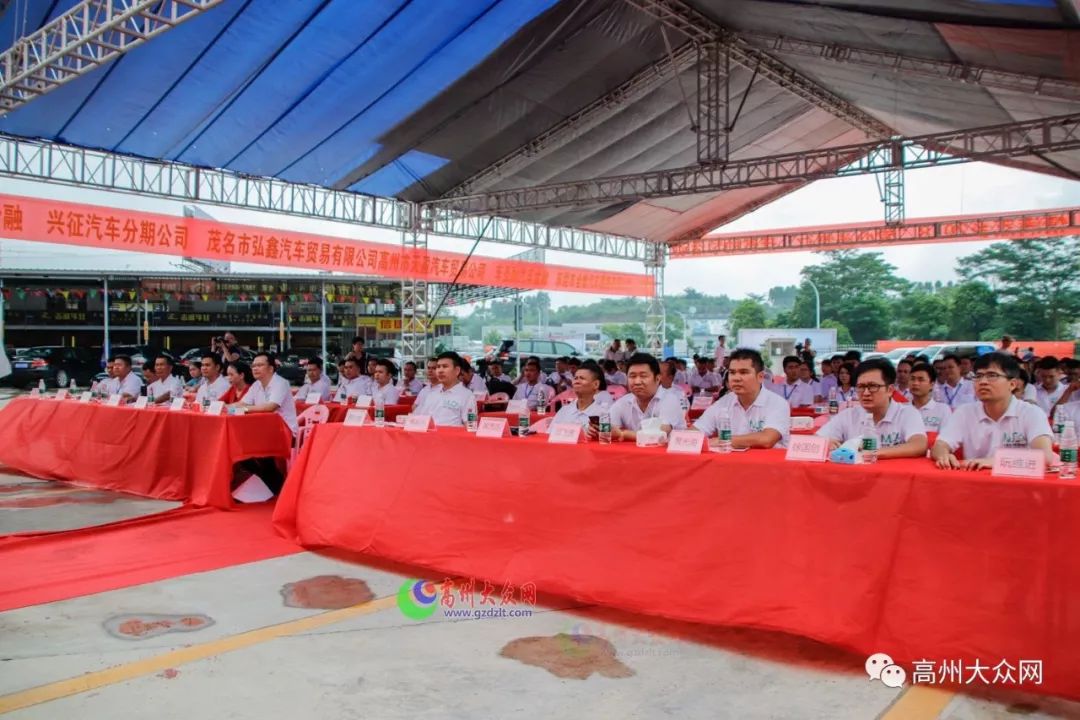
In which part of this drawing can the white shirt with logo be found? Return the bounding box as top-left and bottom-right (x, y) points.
(335, 375), (373, 403)
(911, 398), (951, 431)
(117, 372), (143, 399)
(1035, 382), (1066, 414)
(608, 392), (686, 432)
(299, 375), (332, 402)
(817, 401), (925, 448)
(767, 380), (815, 408)
(937, 397), (1053, 460)
(147, 375), (184, 401)
(553, 399), (607, 428)
(513, 381), (555, 410)
(243, 373), (298, 435)
(693, 388), (791, 448)
(937, 379), (976, 409)
(196, 375), (231, 405)
(372, 381), (401, 405)
(414, 382), (474, 427)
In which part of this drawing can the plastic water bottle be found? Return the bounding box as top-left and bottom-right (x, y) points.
(1060, 421), (1078, 480)
(828, 387), (839, 415)
(148, 387), (155, 405)
(517, 409), (530, 437)
(90, 380), (99, 398)
(37, 379), (45, 394)
(716, 411), (733, 454)
(465, 399), (477, 432)
(599, 413), (612, 445)
(69, 378), (77, 393)
(860, 413), (879, 464)
(1054, 406), (1066, 442)
(202, 392), (211, 412)
(537, 389), (548, 415)
(374, 396), (386, 427)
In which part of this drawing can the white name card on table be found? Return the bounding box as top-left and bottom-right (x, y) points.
(79, 391), (92, 403)
(133, 396), (149, 409)
(169, 397), (186, 412)
(29, 388), (40, 398)
(667, 430), (707, 454)
(992, 448), (1046, 479)
(506, 399), (528, 414)
(476, 417), (510, 438)
(206, 400), (225, 416)
(785, 435), (830, 463)
(106, 393), (122, 407)
(403, 414), (433, 433)
(691, 395), (714, 410)
(55, 388), (69, 400)
(548, 423), (583, 444)
(306, 392), (323, 405)
(343, 408), (368, 426)
(354, 395), (373, 408)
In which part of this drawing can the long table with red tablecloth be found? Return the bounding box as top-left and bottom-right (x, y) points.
(274, 424), (1080, 699)
(0, 397), (293, 508)
(295, 401), (410, 424)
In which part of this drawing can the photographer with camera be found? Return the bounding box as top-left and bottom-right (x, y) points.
(210, 331), (242, 365)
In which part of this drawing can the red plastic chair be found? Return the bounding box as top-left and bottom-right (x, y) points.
(292, 404), (330, 466)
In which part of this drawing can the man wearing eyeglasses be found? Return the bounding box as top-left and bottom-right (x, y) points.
(932, 352), (1054, 471)
(816, 358), (927, 458)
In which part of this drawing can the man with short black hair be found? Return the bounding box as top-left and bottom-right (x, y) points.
(655, 359), (684, 402)
(235, 352), (298, 435)
(937, 354), (976, 409)
(347, 336), (370, 373)
(908, 362), (951, 432)
(461, 361), (488, 394)
(843, 350), (862, 364)
(603, 339), (624, 363)
(196, 354), (230, 405)
(1034, 356), (1066, 413)
(895, 359), (913, 400)
(415, 358), (440, 406)
(714, 335), (727, 367)
(933, 352), (1054, 471)
(624, 339), (638, 356)
(688, 356), (720, 394)
(768, 355), (814, 408)
(817, 358), (927, 459)
(608, 353), (686, 441)
(298, 357), (332, 402)
(112, 355), (142, 402)
(334, 357), (371, 403)
(147, 355), (184, 404)
(694, 349), (790, 449)
(552, 361), (606, 435)
(513, 360), (555, 410)
(398, 361), (425, 395)
(371, 358), (401, 404)
(414, 352), (474, 426)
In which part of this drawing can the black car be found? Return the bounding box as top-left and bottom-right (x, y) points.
(6, 346), (101, 389)
(485, 339), (579, 374)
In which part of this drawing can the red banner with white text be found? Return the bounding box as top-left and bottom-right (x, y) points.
(0, 194), (653, 297)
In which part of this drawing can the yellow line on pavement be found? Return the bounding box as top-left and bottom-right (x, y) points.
(879, 685), (955, 720)
(0, 594), (398, 715)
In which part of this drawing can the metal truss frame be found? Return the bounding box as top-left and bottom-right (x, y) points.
(0, 134), (653, 261)
(399, 207), (430, 364)
(422, 112), (1080, 217)
(443, 42), (698, 199)
(741, 30), (1080, 103)
(670, 207), (1080, 258)
(697, 42), (729, 163)
(429, 248), (545, 307)
(622, 0), (892, 138)
(644, 244), (666, 356)
(1, 0), (225, 114)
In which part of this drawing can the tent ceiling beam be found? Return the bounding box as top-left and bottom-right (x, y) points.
(0, 0), (226, 115)
(741, 30), (1080, 102)
(0, 134), (653, 262)
(670, 207), (1080, 258)
(622, 0), (892, 138)
(422, 112), (1080, 218)
(442, 42), (698, 199)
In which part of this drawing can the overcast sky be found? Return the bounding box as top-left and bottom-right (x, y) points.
(2, 161), (1078, 314)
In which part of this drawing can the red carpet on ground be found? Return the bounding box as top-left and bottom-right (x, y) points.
(0, 503), (301, 612)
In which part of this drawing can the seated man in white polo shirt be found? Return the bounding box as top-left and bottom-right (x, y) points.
(398, 361), (425, 395)
(461, 362), (488, 394)
(655, 359), (686, 403)
(817, 358), (927, 459)
(936, 354), (977, 409)
(147, 355), (185, 404)
(908, 361), (951, 432)
(195, 353), (231, 405)
(932, 352), (1054, 471)
(112, 354), (143, 402)
(513, 360), (555, 410)
(414, 358), (440, 406)
(231, 352), (297, 496)
(767, 355), (815, 408)
(608, 353), (686, 442)
(371, 358), (402, 405)
(693, 349), (790, 449)
(413, 352), (475, 427)
(334, 357), (372, 403)
(297, 356), (333, 402)
(552, 361), (607, 439)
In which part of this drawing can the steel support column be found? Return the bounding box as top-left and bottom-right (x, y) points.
(400, 204), (431, 365)
(697, 42), (729, 164)
(644, 244), (666, 357)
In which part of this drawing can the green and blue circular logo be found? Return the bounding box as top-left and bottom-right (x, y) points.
(397, 579), (438, 620)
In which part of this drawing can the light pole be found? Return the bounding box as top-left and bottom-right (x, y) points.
(804, 279), (821, 329)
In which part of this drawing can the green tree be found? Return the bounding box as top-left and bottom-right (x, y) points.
(892, 290), (950, 340)
(728, 299), (768, 338)
(957, 237), (1080, 339)
(819, 319), (854, 347)
(600, 323), (645, 344)
(483, 329), (503, 347)
(790, 251), (908, 343)
(946, 281), (998, 340)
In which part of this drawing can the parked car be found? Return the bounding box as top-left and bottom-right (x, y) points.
(486, 339), (580, 373)
(6, 346), (101, 388)
(914, 342), (996, 364)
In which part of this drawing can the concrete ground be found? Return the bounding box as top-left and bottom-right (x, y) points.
(1, 387), (1079, 719)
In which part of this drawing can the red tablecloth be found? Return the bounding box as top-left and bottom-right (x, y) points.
(479, 411), (548, 426)
(295, 402), (409, 423)
(275, 425), (1080, 699)
(0, 397), (293, 508)
(689, 406), (825, 420)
